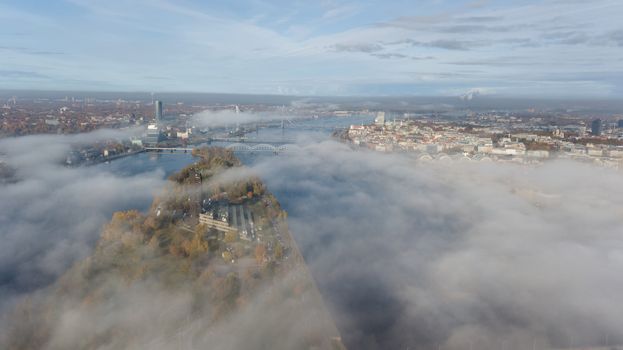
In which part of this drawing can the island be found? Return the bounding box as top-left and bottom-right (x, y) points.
(5, 147), (344, 350)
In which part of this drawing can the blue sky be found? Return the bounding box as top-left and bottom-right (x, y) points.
(1, 0), (622, 97)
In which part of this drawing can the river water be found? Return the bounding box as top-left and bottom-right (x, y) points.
(95, 114), (374, 210)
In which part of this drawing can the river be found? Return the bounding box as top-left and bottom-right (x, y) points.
(95, 114), (374, 210)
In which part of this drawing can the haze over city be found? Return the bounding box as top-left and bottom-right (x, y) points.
(1, 1), (623, 350)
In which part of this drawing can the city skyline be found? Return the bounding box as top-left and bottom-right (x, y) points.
(1, 0), (622, 97)
(2, 2), (623, 349)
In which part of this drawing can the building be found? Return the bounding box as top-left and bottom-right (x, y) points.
(199, 212), (238, 235)
(591, 119), (602, 136)
(44, 118), (59, 126)
(130, 137), (143, 147)
(144, 124), (163, 145)
(143, 100), (165, 145)
(587, 147), (604, 156)
(526, 150), (550, 159)
(618, 119), (623, 128)
(154, 100), (163, 121)
(374, 111), (385, 126)
(477, 144), (493, 153)
(513, 133), (538, 141)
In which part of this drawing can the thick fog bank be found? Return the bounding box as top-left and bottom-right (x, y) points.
(2, 133), (622, 350)
(252, 141), (623, 350)
(0, 131), (165, 315)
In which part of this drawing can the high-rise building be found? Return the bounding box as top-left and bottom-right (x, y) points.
(155, 100), (163, 121)
(591, 119), (602, 136)
(374, 111), (385, 126)
(145, 123), (163, 146)
(618, 119), (623, 128)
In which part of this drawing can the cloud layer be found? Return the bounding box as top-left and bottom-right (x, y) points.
(250, 141), (623, 349)
(0, 131), (166, 316)
(2, 134), (623, 349)
(192, 110), (276, 129)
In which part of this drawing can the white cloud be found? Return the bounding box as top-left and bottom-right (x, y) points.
(0, 130), (166, 315)
(246, 142), (623, 349)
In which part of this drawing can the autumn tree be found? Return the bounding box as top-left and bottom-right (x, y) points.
(224, 230), (238, 243)
(182, 230), (209, 257)
(255, 244), (266, 265)
(274, 243), (284, 260)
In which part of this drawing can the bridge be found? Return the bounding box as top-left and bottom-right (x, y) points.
(208, 137), (296, 145)
(225, 143), (300, 153)
(144, 142), (300, 154)
(144, 147), (194, 153)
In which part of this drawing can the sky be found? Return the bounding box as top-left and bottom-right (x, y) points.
(1, 0), (622, 97)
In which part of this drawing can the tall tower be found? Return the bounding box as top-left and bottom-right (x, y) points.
(155, 100), (163, 122)
(591, 119), (602, 136)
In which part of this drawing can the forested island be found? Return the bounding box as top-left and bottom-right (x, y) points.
(4, 147), (344, 350)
